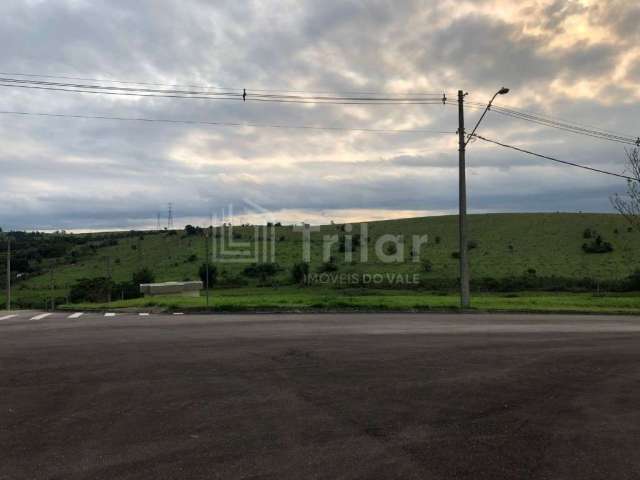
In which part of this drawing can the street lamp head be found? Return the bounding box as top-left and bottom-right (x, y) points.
(498, 87), (510, 95)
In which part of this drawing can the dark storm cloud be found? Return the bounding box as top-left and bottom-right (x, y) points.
(0, 0), (636, 230)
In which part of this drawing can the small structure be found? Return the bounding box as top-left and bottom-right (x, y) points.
(140, 281), (203, 297)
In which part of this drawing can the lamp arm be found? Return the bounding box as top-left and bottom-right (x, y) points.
(464, 91), (500, 147)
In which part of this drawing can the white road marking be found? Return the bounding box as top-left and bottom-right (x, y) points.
(31, 313), (52, 320)
(139, 312), (150, 316)
(104, 312), (116, 317)
(68, 312), (84, 319)
(0, 314), (18, 321)
(173, 312), (184, 315)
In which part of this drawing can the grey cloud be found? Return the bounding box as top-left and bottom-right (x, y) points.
(0, 0), (634, 230)
(423, 13), (618, 91)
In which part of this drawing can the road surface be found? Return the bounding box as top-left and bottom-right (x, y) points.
(2, 311), (640, 479)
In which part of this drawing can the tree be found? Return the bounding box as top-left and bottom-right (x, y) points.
(612, 147), (640, 230)
(184, 224), (201, 236)
(69, 277), (114, 303)
(199, 263), (217, 287)
(291, 262), (309, 284)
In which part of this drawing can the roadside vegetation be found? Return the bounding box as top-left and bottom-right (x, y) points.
(1, 212), (639, 311)
(63, 286), (640, 315)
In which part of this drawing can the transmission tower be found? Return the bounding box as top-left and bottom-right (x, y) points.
(167, 203), (174, 229)
(156, 212), (161, 230)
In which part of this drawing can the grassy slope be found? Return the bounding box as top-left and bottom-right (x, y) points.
(5, 212), (640, 307)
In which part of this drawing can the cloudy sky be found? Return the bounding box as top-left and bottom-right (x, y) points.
(1, 0), (638, 231)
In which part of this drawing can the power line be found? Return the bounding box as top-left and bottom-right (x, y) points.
(0, 76), (446, 102)
(490, 106), (638, 146)
(488, 102), (636, 140)
(0, 71), (447, 96)
(0, 77), (240, 97)
(0, 82), (448, 105)
(0, 109), (456, 135)
(4, 72), (636, 148)
(463, 100), (639, 146)
(472, 133), (639, 182)
(3, 73), (636, 145)
(3, 77), (444, 100)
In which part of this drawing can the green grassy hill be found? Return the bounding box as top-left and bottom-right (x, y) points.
(3, 212), (640, 308)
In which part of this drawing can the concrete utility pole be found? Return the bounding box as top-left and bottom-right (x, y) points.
(106, 256), (112, 305)
(459, 86), (510, 310)
(204, 230), (210, 309)
(6, 237), (10, 311)
(49, 269), (54, 311)
(458, 90), (470, 309)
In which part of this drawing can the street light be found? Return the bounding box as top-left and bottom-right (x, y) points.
(465, 87), (510, 146)
(457, 87), (510, 309)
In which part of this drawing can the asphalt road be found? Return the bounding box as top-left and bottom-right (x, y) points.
(2, 311), (640, 479)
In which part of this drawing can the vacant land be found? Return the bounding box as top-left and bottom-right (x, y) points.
(3, 213), (640, 308)
(3, 312), (640, 479)
(64, 286), (640, 315)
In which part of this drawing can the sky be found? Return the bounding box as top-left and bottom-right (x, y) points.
(0, 0), (638, 231)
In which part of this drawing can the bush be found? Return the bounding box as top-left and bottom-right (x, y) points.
(198, 263), (218, 287)
(243, 263), (280, 280)
(113, 281), (141, 300)
(385, 243), (398, 255)
(186, 254), (198, 263)
(582, 235), (613, 254)
(132, 268), (155, 285)
(583, 228), (594, 239)
(291, 262), (310, 284)
(339, 235), (361, 253)
(319, 259), (338, 273)
(218, 271), (248, 287)
(422, 260), (433, 273)
(69, 277), (113, 303)
(628, 270), (640, 291)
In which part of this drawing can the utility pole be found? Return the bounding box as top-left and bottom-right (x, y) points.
(204, 230), (210, 309)
(49, 269), (54, 311)
(106, 255), (112, 305)
(457, 86), (509, 310)
(6, 237), (10, 312)
(458, 90), (470, 309)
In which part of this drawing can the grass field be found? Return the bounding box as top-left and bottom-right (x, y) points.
(61, 286), (640, 315)
(5, 212), (640, 309)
